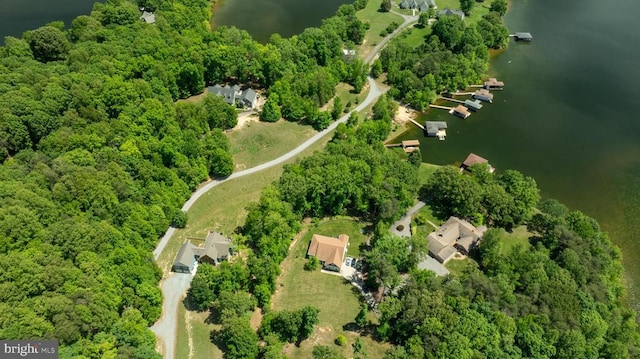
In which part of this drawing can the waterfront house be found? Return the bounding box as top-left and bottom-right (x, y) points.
(484, 78), (504, 90)
(473, 89), (494, 102)
(463, 99), (483, 112)
(461, 152), (496, 173)
(452, 104), (471, 119)
(307, 234), (349, 272)
(425, 121), (447, 140)
(437, 8), (465, 20)
(427, 217), (484, 263)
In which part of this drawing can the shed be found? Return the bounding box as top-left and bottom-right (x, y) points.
(140, 11), (156, 24)
(461, 152), (495, 173)
(402, 140), (420, 148)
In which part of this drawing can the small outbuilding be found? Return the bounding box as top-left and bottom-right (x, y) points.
(463, 99), (483, 112)
(514, 32), (533, 41)
(140, 11), (156, 24)
(425, 121), (448, 140)
(473, 89), (494, 103)
(451, 104), (471, 119)
(483, 78), (504, 90)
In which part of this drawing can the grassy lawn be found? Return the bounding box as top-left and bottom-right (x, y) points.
(176, 305), (223, 359)
(335, 82), (368, 111)
(436, 0), (491, 24)
(446, 257), (471, 276)
(418, 162), (439, 185)
(273, 219), (388, 358)
(227, 120), (316, 171)
(357, 0), (403, 59)
(496, 225), (532, 254)
(398, 24), (432, 47)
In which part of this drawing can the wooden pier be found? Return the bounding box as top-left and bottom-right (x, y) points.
(449, 92), (474, 96)
(439, 97), (466, 104)
(385, 140), (420, 153)
(468, 85), (483, 88)
(429, 104), (453, 111)
(408, 118), (425, 130)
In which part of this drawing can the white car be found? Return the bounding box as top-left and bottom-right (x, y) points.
(345, 257), (353, 267)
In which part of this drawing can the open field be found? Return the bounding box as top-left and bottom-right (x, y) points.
(357, 0), (403, 59)
(272, 219), (388, 358)
(227, 120), (317, 171)
(176, 304), (223, 359)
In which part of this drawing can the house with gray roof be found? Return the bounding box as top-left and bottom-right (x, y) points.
(194, 231), (231, 266)
(208, 84), (258, 109)
(140, 11), (156, 24)
(399, 0), (436, 11)
(172, 243), (198, 273)
(437, 8), (465, 20)
(426, 217), (485, 263)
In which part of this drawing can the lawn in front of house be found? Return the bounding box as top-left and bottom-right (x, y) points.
(398, 23), (433, 47)
(436, 0), (491, 24)
(272, 218), (388, 359)
(227, 119), (317, 171)
(357, 0), (404, 59)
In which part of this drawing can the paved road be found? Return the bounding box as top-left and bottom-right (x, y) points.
(150, 12), (417, 357)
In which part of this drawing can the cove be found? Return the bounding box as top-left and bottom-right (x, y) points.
(0, 0), (97, 42)
(211, 0), (352, 43)
(393, 0), (640, 312)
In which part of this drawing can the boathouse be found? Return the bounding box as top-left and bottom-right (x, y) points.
(451, 105), (471, 119)
(463, 99), (483, 112)
(460, 153), (495, 173)
(425, 121), (448, 140)
(514, 32), (533, 41)
(484, 78), (504, 90)
(402, 140), (420, 153)
(473, 89), (494, 103)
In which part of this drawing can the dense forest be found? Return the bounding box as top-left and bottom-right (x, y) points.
(0, 0), (372, 356)
(2, 0), (639, 358)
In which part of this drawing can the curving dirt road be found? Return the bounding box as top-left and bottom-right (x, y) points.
(151, 12), (417, 358)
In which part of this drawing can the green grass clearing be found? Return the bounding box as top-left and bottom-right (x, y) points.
(398, 23), (432, 47)
(435, 0), (491, 24)
(496, 225), (532, 254)
(357, 0), (403, 59)
(176, 304), (223, 359)
(418, 162), (440, 185)
(227, 120), (316, 170)
(273, 220), (388, 358)
(446, 257), (471, 276)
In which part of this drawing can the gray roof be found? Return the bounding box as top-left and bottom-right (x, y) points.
(427, 217), (480, 263)
(464, 99), (482, 110)
(400, 0), (435, 10)
(515, 32), (533, 39)
(438, 8), (465, 19)
(173, 243), (197, 269)
(140, 11), (156, 24)
(425, 121), (447, 136)
(196, 232), (230, 261)
(241, 88), (258, 106)
(208, 84), (257, 108)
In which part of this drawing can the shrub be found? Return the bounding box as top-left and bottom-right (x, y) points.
(304, 256), (321, 271)
(335, 335), (347, 346)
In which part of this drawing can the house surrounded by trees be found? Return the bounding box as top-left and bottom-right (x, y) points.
(427, 217), (485, 263)
(399, 0), (436, 11)
(306, 234), (350, 272)
(172, 231), (232, 273)
(208, 84), (259, 109)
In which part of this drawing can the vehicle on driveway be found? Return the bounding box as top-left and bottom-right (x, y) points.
(345, 257), (353, 267)
(351, 258), (358, 268)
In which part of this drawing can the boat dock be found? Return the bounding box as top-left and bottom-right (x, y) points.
(439, 97), (466, 104)
(408, 118), (425, 130)
(385, 139), (421, 153)
(450, 105), (471, 119)
(449, 92), (474, 96)
(429, 104), (453, 111)
(510, 32), (533, 41)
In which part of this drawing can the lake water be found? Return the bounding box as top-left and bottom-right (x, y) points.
(393, 0), (640, 311)
(0, 0), (96, 41)
(212, 0), (351, 43)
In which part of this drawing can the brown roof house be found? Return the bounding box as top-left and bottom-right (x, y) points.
(461, 153), (495, 173)
(427, 217), (485, 263)
(194, 231), (232, 266)
(307, 234), (349, 272)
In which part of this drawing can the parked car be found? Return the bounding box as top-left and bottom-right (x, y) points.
(345, 257), (353, 267)
(351, 258), (358, 268)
